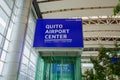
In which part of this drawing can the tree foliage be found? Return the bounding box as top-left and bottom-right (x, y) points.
(82, 41), (120, 80)
(113, 0), (120, 15)
(83, 1), (120, 79)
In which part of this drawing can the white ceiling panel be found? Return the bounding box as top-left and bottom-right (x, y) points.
(42, 8), (114, 18)
(83, 24), (120, 31)
(84, 32), (120, 37)
(38, 0), (118, 12)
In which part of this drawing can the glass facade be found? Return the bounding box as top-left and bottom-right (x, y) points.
(18, 10), (38, 80)
(0, 0), (14, 76)
(0, 0), (38, 80)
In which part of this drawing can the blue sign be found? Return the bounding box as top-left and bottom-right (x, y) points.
(110, 58), (119, 63)
(52, 64), (74, 74)
(33, 19), (83, 48)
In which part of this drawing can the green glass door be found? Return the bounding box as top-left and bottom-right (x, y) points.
(51, 63), (74, 80)
(35, 56), (82, 80)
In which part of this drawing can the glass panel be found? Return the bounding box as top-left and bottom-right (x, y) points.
(0, 8), (8, 22)
(0, 35), (3, 48)
(27, 28), (33, 39)
(28, 23), (35, 34)
(0, 18), (6, 34)
(0, 8), (8, 34)
(31, 50), (37, 65)
(26, 35), (32, 46)
(29, 62), (35, 77)
(11, 14), (16, 22)
(40, 61), (44, 72)
(19, 72), (29, 80)
(22, 56), (29, 65)
(0, 0), (11, 16)
(5, 0), (14, 9)
(6, 22), (13, 40)
(20, 64), (28, 73)
(0, 17), (6, 28)
(0, 61), (4, 75)
(23, 46), (30, 58)
(28, 33), (34, 43)
(3, 40), (9, 51)
(30, 53), (36, 64)
(30, 61), (35, 69)
(28, 12), (36, 24)
(1, 51), (7, 61)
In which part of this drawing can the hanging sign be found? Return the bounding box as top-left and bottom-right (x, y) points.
(33, 19), (83, 48)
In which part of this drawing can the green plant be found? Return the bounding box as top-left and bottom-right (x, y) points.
(82, 41), (120, 80)
(113, 0), (120, 15)
(82, 69), (96, 80)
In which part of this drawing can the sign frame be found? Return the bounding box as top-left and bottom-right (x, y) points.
(33, 19), (84, 48)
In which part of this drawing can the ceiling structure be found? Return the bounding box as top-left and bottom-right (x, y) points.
(33, 0), (120, 65)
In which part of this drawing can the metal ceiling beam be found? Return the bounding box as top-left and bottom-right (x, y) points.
(33, 0), (43, 18)
(37, 0), (62, 3)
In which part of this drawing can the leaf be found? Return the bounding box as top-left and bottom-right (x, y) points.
(113, 3), (120, 15)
